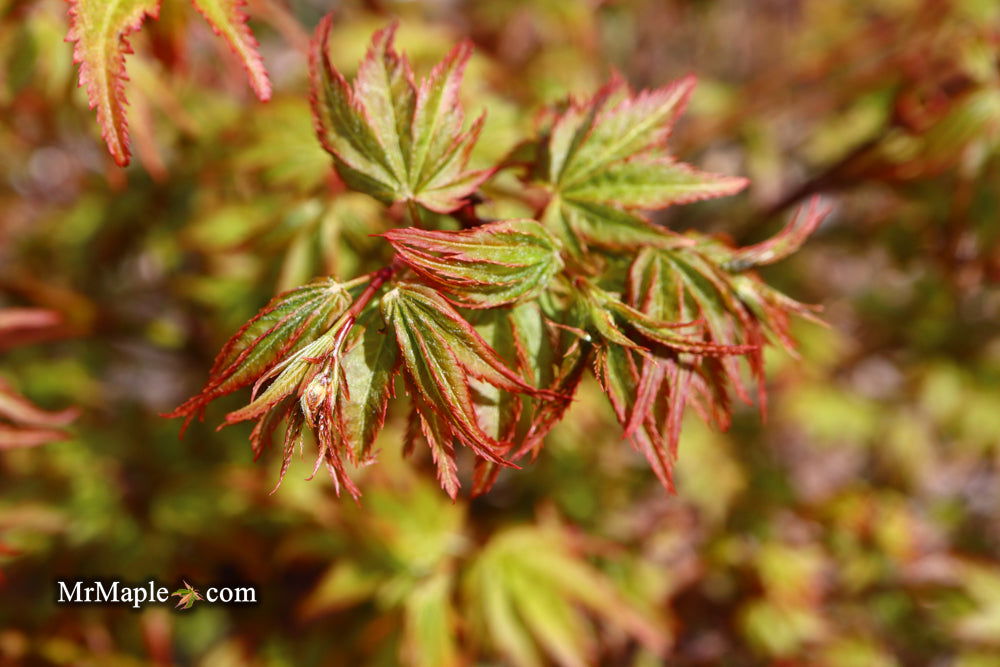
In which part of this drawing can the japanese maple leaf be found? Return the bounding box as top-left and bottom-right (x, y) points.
(534, 74), (748, 253)
(172, 581), (203, 609)
(310, 18), (493, 213)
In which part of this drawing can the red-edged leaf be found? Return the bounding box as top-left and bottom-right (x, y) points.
(600, 203), (825, 492)
(310, 17), (402, 199)
(555, 74), (697, 187)
(259, 303), (401, 499)
(68, 0), (271, 165)
(381, 284), (550, 491)
(594, 344), (675, 490)
(469, 309), (523, 443)
(167, 278), (350, 431)
(306, 360), (363, 501)
(512, 301), (592, 460)
(189, 0), (271, 101)
(577, 279), (757, 357)
(67, 0), (161, 166)
(180, 279), (401, 499)
(310, 18), (492, 212)
(533, 74), (746, 252)
(726, 197), (831, 270)
(383, 220), (564, 309)
(353, 22), (415, 180)
(409, 39), (470, 183)
(466, 308), (526, 495)
(409, 382), (461, 499)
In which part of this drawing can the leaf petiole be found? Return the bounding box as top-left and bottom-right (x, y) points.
(331, 266), (396, 353)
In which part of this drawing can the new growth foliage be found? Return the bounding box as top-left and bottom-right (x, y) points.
(169, 16), (828, 499)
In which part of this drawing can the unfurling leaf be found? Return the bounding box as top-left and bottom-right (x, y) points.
(223, 328), (338, 426)
(164, 267), (397, 498)
(383, 220), (564, 308)
(310, 18), (493, 213)
(381, 283), (550, 498)
(212, 301), (400, 499)
(166, 278), (351, 431)
(532, 74), (747, 252)
(67, 0), (271, 166)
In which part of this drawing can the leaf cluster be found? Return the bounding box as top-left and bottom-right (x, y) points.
(169, 16), (826, 499)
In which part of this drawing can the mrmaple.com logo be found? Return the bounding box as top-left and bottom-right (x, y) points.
(55, 579), (256, 610)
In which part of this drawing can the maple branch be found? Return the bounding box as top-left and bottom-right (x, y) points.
(349, 267), (395, 319)
(452, 194), (491, 229)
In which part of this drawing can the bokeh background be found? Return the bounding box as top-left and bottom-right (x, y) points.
(2, 0), (1000, 664)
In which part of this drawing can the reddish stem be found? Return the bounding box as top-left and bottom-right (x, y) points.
(333, 266), (395, 350)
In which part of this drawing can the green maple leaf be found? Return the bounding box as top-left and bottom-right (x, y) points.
(310, 19), (493, 213)
(465, 527), (667, 665)
(335, 307), (401, 466)
(171, 581), (203, 610)
(533, 74), (747, 253)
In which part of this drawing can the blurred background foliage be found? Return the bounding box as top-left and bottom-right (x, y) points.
(2, 0), (1000, 664)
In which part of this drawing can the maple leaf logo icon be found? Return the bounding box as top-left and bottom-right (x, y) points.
(171, 581), (203, 610)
